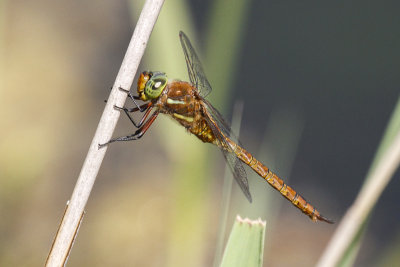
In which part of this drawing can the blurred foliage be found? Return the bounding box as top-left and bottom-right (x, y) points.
(377, 230), (400, 267)
(337, 97), (400, 267)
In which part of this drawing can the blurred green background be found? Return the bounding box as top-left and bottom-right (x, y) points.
(1, 0), (400, 266)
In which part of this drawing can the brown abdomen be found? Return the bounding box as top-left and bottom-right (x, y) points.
(226, 138), (332, 223)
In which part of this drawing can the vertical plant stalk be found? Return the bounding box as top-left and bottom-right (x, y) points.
(45, 0), (165, 266)
(213, 101), (244, 267)
(317, 129), (400, 267)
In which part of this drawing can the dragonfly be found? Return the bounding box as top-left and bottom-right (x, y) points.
(99, 31), (332, 223)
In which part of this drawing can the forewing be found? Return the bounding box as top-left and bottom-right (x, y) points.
(201, 99), (252, 202)
(179, 31), (212, 98)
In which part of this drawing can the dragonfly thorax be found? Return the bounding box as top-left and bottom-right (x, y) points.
(137, 71), (168, 101)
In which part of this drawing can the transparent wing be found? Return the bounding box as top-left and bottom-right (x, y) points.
(179, 31), (250, 201)
(201, 99), (252, 202)
(179, 31), (212, 98)
(221, 148), (252, 202)
(202, 98), (243, 149)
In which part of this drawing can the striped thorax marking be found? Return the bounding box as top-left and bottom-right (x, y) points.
(173, 113), (194, 122)
(167, 98), (186, 105)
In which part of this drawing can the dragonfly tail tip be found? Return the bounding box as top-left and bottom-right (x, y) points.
(319, 214), (334, 224)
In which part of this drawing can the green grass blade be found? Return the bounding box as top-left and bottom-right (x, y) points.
(214, 101), (245, 267)
(220, 216), (266, 267)
(337, 97), (400, 267)
(205, 0), (252, 107)
(336, 97), (400, 267)
(317, 96), (400, 267)
(366, 97), (400, 177)
(128, 2), (209, 266)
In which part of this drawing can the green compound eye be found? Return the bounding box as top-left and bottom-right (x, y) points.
(144, 72), (168, 99)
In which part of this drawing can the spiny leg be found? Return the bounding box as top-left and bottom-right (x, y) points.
(104, 87), (144, 111)
(98, 110), (159, 148)
(114, 102), (153, 128)
(118, 86), (146, 112)
(115, 102), (149, 113)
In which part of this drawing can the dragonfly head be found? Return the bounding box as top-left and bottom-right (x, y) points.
(137, 71), (168, 101)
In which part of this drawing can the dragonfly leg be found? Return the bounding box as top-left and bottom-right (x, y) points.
(104, 87), (144, 111)
(98, 110), (159, 148)
(114, 101), (150, 113)
(114, 102), (153, 128)
(118, 86), (146, 112)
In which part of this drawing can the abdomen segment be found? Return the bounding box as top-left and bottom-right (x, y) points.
(228, 139), (332, 223)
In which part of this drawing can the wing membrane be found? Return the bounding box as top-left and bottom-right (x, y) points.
(201, 99), (252, 202)
(222, 148), (252, 202)
(179, 31), (212, 98)
(179, 31), (251, 201)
